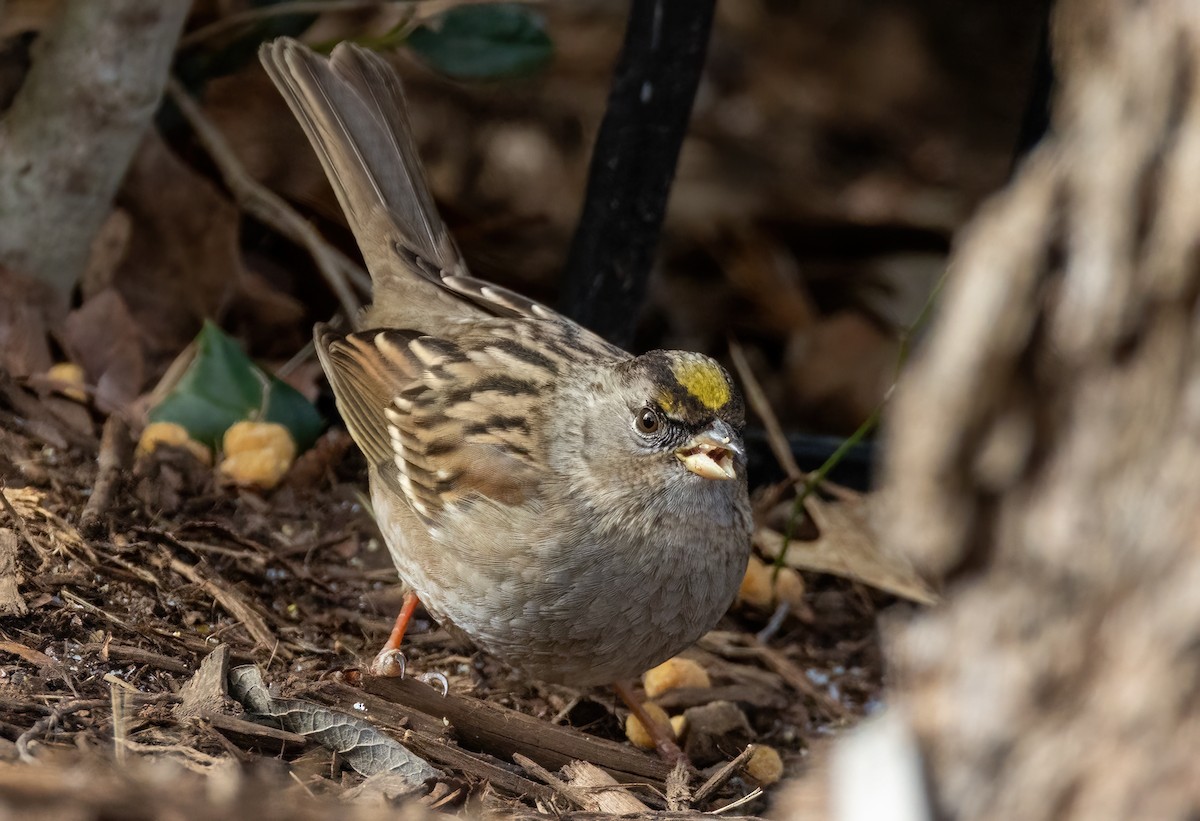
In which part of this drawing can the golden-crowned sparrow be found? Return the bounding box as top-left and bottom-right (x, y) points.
(260, 39), (752, 688)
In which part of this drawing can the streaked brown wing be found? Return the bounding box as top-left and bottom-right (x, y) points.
(315, 322), (564, 524)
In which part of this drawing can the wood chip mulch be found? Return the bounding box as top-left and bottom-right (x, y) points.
(0, 384), (885, 819)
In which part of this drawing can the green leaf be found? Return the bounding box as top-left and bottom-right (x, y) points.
(149, 321), (323, 451)
(406, 4), (553, 80)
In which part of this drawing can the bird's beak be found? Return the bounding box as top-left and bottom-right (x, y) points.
(675, 421), (742, 481)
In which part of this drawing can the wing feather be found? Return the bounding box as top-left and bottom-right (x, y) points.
(315, 322), (567, 524)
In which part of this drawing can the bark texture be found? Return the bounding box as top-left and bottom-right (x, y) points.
(873, 0), (1200, 817)
(0, 0), (189, 299)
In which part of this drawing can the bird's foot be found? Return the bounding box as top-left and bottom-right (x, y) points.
(370, 647), (407, 678)
(655, 735), (688, 767)
(415, 671), (449, 696)
(367, 649), (449, 696)
(613, 679), (691, 766)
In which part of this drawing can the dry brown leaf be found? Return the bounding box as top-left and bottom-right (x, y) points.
(114, 130), (312, 367)
(0, 266), (59, 378)
(60, 288), (145, 412)
(225, 269), (306, 356)
(0, 0), (62, 38)
(80, 208), (133, 297)
(113, 131), (245, 369)
(228, 665), (439, 785)
(722, 228), (817, 336)
(756, 493), (938, 605)
(783, 311), (896, 431)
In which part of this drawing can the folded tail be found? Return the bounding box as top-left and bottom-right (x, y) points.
(259, 38), (465, 326)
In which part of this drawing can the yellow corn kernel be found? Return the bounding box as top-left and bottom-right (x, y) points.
(218, 421), (296, 489)
(737, 555), (775, 609)
(137, 421), (212, 465)
(46, 362), (86, 402)
(624, 703), (671, 751)
(744, 744), (784, 785)
(643, 656), (711, 698)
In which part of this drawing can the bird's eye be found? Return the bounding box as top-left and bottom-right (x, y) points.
(635, 407), (661, 434)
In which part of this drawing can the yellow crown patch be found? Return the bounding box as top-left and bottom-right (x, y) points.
(670, 358), (730, 411)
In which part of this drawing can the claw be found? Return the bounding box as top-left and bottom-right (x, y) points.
(370, 648), (407, 678)
(416, 671), (449, 696)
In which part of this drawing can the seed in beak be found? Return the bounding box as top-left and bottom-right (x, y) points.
(676, 441), (736, 480)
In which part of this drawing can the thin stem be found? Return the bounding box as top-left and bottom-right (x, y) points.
(774, 268), (948, 572)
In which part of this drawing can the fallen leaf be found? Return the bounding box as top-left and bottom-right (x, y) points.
(228, 664), (440, 786)
(784, 311), (896, 432)
(147, 321), (323, 450)
(60, 288), (145, 412)
(756, 492), (938, 605)
(0, 266), (59, 378)
(113, 132), (245, 371)
(79, 208), (133, 297)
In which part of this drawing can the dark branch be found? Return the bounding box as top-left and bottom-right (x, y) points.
(559, 0), (717, 348)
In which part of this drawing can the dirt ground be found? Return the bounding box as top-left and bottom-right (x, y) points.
(0, 1), (1046, 817)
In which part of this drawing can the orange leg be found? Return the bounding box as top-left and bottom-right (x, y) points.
(384, 590), (421, 652)
(613, 680), (688, 765)
(370, 590), (421, 677)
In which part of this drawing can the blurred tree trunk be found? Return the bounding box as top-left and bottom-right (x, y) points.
(787, 1), (1200, 819)
(0, 0), (188, 302)
(888, 0), (1200, 816)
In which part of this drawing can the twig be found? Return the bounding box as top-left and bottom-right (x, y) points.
(166, 555), (292, 659)
(559, 0), (718, 346)
(93, 643), (191, 674)
(550, 694), (582, 725)
(288, 769), (317, 799)
(692, 744), (756, 805)
(0, 485), (38, 556)
(752, 641), (847, 720)
(179, 1), (425, 49)
(773, 264), (947, 570)
(16, 698), (107, 762)
(754, 601), (791, 644)
(60, 588), (136, 632)
(427, 785), (463, 810)
(708, 787), (763, 814)
(665, 759), (691, 812)
(80, 414), (133, 538)
(515, 753), (598, 811)
(276, 339), (316, 379)
(93, 642), (191, 674)
(309, 681), (555, 799)
(727, 338), (801, 482)
(357, 674), (673, 784)
(16, 692), (178, 762)
(165, 76), (367, 320)
(562, 760), (655, 814)
(111, 681), (129, 764)
(700, 633), (847, 720)
(119, 739), (227, 770)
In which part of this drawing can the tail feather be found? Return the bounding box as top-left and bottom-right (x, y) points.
(259, 38), (458, 289)
(263, 37), (576, 333)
